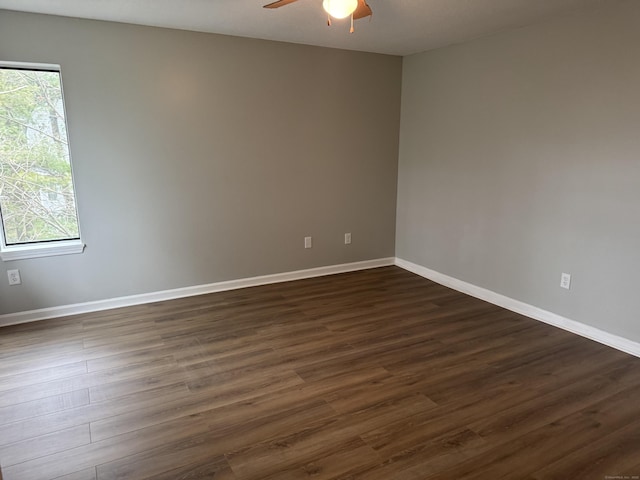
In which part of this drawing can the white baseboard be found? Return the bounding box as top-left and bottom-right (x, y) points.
(0, 257), (395, 327)
(6, 255), (638, 359)
(395, 257), (640, 358)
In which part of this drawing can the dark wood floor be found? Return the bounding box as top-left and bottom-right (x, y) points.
(1, 266), (639, 480)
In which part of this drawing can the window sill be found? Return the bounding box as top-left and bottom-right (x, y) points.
(0, 240), (85, 262)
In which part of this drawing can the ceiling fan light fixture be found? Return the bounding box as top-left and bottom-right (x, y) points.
(322, 0), (358, 19)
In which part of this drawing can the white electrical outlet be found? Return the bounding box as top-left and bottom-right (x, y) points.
(7, 269), (21, 286)
(560, 272), (571, 290)
(344, 233), (352, 245)
(304, 236), (312, 249)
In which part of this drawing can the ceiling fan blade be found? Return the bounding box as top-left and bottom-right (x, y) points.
(263, 0), (300, 8)
(353, 0), (372, 19)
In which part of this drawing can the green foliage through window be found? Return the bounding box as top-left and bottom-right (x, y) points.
(0, 65), (80, 245)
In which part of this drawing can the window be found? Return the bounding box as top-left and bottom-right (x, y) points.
(0, 62), (84, 261)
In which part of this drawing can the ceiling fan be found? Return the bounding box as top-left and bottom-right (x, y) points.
(264, 0), (373, 33)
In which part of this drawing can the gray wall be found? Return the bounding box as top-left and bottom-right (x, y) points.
(397, 1), (640, 342)
(0, 10), (402, 315)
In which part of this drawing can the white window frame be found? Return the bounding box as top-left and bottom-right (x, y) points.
(0, 61), (85, 262)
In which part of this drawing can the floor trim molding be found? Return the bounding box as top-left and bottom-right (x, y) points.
(0, 257), (395, 327)
(395, 257), (640, 358)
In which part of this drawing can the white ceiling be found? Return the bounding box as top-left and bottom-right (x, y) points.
(0, 0), (614, 56)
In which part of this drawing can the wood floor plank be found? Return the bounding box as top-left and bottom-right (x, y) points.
(225, 394), (435, 480)
(0, 341), (86, 379)
(467, 373), (636, 445)
(336, 427), (487, 480)
(2, 413), (212, 480)
(0, 424), (91, 467)
(0, 384), (188, 445)
(51, 468), (97, 480)
(0, 362), (87, 393)
(143, 459), (237, 480)
(424, 383), (640, 480)
(227, 434), (372, 480)
(96, 446), (230, 480)
(250, 443), (379, 480)
(531, 420), (640, 480)
(0, 389), (89, 427)
(86, 372), (185, 404)
(0, 267), (638, 480)
(95, 400), (337, 480)
(89, 369), (306, 442)
(321, 372), (426, 414)
(359, 380), (530, 459)
(85, 349), (176, 373)
(530, 388), (640, 479)
(0, 358), (180, 408)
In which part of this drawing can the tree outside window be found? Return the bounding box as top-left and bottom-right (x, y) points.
(0, 64), (81, 247)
